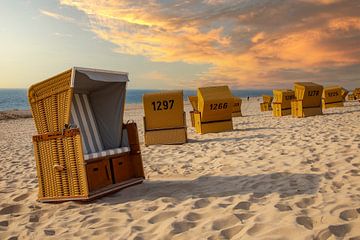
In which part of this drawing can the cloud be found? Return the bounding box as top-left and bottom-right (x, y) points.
(59, 0), (360, 88)
(39, 9), (75, 23)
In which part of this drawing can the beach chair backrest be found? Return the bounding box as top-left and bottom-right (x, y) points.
(197, 86), (234, 122)
(322, 86), (342, 104)
(273, 89), (295, 109)
(70, 93), (104, 154)
(262, 95), (273, 104)
(143, 91), (185, 130)
(294, 82), (323, 107)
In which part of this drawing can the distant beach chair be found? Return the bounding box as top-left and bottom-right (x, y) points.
(194, 86), (234, 134)
(188, 96), (198, 127)
(28, 67), (145, 202)
(143, 90), (187, 145)
(260, 95), (273, 112)
(341, 88), (349, 101)
(232, 97), (242, 117)
(354, 88), (360, 101)
(272, 90), (295, 117)
(322, 86), (344, 109)
(291, 82), (323, 117)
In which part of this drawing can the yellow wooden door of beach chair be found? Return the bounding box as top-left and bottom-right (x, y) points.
(143, 90), (187, 145)
(272, 89), (295, 117)
(322, 86), (344, 109)
(29, 67), (145, 202)
(194, 86), (234, 134)
(292, 82), (323, 117)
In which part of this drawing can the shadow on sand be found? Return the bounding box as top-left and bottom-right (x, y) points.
(99, 172), (321, 204)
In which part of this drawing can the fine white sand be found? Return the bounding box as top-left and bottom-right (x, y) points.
(1, 98), (360, 239)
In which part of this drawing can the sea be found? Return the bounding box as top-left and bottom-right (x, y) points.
(0, 89), (272, 111)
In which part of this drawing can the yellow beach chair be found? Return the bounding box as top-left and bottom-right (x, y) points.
(292, 82), (323, 117)
(272, 90), (295, 117)
(194, 86), (234, 134)
(232, 97), (242, 117)
(322, 86), (344, 109)
(143, 90), (187, 145)
(341, 88), (349, 101)
(28, 67), (145, 202)
(188, 96), (198, 127)
(354, 88), (360, 100)
(260, 95), (273, 112)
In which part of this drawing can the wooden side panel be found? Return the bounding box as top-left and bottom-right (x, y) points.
(86, 159), (112, 192)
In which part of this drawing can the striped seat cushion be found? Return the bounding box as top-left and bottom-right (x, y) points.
(71, 93), (104, 154)
(84, 147), (130, 161)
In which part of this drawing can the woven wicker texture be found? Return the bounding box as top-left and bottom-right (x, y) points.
(28, 69), (72, 134)
(33, 130), (89, 200)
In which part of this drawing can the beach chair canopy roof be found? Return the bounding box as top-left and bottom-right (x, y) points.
(70, 67), (129, 151)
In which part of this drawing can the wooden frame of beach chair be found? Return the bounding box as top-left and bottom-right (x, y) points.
(143, 90), (187, 146)
(260, 95), (273, 112)
(188, 96), (198, 127)
(28, 67), (145, 202)
(272, 90), (295, 117)
(194, 86), (234, 134)
(292, 82), (323, 118)
(322, 86), (344, 109)
(232, 97), (242, 117)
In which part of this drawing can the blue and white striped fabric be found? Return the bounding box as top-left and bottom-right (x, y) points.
(71, 93), (130, 160)
(84, 147), (130, 161)
(71, 93), (104, 154)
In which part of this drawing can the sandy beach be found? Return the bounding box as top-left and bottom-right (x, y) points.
(1, 98), (360, 240)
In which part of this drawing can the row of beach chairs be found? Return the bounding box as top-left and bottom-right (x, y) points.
(28, 67), (358, 202)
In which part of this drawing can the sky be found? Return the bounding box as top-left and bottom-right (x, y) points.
(1, 0), (360, 89)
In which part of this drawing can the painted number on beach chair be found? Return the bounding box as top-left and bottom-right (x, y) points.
(151, 100), (174, 111)
(210, 103), (228, 110)
(308, 90), (320, 97)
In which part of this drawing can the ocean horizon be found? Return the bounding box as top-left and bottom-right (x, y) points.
(0, 88), (272, 111)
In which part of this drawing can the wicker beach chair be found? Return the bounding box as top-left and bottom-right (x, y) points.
(272, 90), (295, 117)
(194, 86), (234, 134)
(322, 86), (344, 109)
(260, 95), (273, 112)
(341, 88), (349, 102)
(188, 96), (198, 127)
(232, 97), (242, 117)
(29, 67), (145, 202)
(291, 82), (323, 117)
(143, 90), (187, 145)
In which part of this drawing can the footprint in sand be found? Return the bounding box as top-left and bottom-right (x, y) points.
(246, 223), (265, 236)
(296, 216), (313, 230)
(233, 201), (251, 210)
(220, 225), (244, 239)
(295, 198), (315, 209)
(184, 212), (201, 222)
(212, 215), (240, 231)
(0, 220), (9, 227)
(339, 209), (358, 221)
(0, 204), (22, 215)
(171, 221), (196, 234)
(314, 228), (332, 240)
(274, 203), (292, 212)
(193, 199), (211, 209)
(328, 224), (351, 237)
(148, 211), (178, 224)
(13, 193), (29, 202)
(235, 213), (254, 223)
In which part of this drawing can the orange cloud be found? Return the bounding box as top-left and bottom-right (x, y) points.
(59, 0), (360, 88)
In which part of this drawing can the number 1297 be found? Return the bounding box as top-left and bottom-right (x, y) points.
(151, 100), (174, 111)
